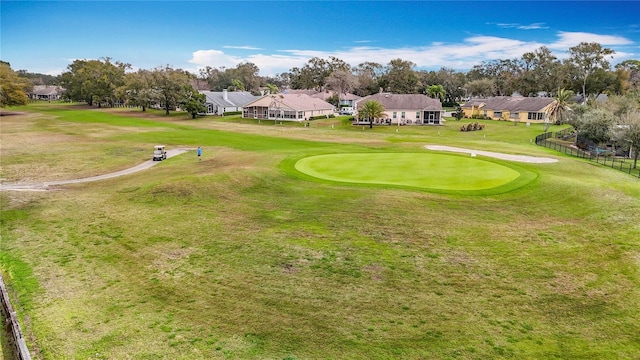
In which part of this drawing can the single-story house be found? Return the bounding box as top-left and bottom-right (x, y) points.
(29, 85), (65, 100)
(200, 89), (259, 115)
(242, 94), (334, 121)
(461, 96), (557, 123)
(355, 93), (444, 125)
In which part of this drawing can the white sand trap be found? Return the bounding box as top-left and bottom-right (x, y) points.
(425, 145), (558, 163)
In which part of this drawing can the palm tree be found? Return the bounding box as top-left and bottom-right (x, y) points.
(231, 79), (245, 91)
(358, 100), (385, 129)
(547, 88), (574, 131)
(426, 84), (446, 102)
(265, 83), (278, 95)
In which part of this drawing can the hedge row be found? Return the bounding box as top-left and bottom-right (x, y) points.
(223, 111), (242, 116)
(309, 114), (335, 120)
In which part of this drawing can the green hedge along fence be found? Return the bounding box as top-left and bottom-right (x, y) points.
(535, 132), (639, 178)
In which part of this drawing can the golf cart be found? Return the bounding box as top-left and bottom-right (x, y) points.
(152, 145), (167, 161)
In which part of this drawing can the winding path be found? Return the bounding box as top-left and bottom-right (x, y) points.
(1, 146), (557, 192)
(0, 148), (194, 192)
(425, 145), (558, 163)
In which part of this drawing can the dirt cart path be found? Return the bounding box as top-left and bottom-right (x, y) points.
(0, 148), (194, 192)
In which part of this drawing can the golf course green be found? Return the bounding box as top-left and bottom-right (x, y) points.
(295, 153), (523, 192)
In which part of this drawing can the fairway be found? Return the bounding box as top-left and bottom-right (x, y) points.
(295, 153), (522, 191)
(2, 105), (640, 360)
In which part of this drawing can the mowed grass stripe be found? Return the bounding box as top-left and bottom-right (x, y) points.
(295, 153), (522, 191)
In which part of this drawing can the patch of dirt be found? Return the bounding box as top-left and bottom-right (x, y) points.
(147, 245), (197, 279)
(0, 110), (27, 116)
(363, 264), (385, 281)
(547, 271), (597, 296)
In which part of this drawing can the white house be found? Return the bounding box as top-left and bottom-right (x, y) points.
(200, 89), (259, 115)
(242, 94), (334, 121)
(355, 93), (444, 125)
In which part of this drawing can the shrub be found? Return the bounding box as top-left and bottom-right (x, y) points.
(223, 111), (242, 116)
(309, 114), (335, 120)
(460, 122), (485, 132)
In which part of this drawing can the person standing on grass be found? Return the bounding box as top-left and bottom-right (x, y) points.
(197, 147), (202, 161)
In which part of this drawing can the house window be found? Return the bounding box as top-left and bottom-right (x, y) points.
(401, 112), (405, 119)
(393, 112), (397, 119)
(528, 112), (545, 120)
(510, 112), (519, 119)
(493, 111), (502, 118)
(416, 112), (420, 119)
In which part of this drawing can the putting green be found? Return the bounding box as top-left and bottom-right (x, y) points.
(294, 153), (522, 192)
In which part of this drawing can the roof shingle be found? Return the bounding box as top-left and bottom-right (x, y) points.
(245, 94), (334, 111)
(201, 91), (258, 107)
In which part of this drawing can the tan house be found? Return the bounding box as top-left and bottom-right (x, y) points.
(29, 85), (65, 100)
(355, 93), (444, 125)
(461, 96), (557, 123)
(242, 94), (334, 121)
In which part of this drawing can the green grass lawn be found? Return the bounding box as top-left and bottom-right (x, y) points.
(1, 104), (639, 359)
(293, 153), (526, 194)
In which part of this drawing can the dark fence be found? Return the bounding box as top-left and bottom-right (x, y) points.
(554, 128), (575, 139)
(0, 274), (32, 360)
(536, 132), (640, 178)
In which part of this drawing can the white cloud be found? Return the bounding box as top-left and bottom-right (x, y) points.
(188, 49), (243, 69)
(518, 23), (548, 30)
(245, 53), (308, 75)
(223, 45), (263, 50)
(44, 68), (66, 76)
(490, 22), (548, 30)
(550, 31), (633, 49)
(610, 51), (636, 63)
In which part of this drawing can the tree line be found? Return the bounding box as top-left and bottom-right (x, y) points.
(2, 42), (640, 111)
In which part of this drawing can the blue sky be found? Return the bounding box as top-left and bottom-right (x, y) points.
(1, 1), (639, 76)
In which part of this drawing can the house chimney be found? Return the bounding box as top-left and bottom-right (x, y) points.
(223, 89), (228, 101)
